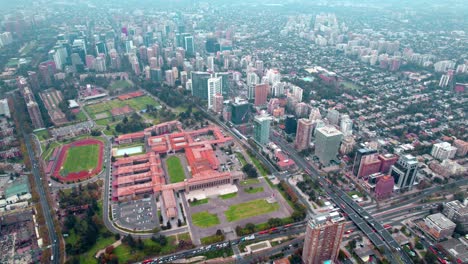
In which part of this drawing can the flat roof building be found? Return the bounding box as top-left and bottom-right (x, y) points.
(315, 126), (343, 166)
(424, 213), (456, 241)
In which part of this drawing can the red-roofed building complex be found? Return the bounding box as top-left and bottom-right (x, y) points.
(112, 121), (243, 220)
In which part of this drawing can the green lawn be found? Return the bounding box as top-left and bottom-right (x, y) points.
(61, 144), (100, 174)
(189, 198), (208, 206)
(225, 199), (280, 222)
(84, 95), (159, 119)
(347, 191), (363, 197)
(219, 192), (237, 199)
(34, 129), (50, 140)
(244, 187), (264, 194)
(114, 235), (178, 263)
(42, 141), (62, 161)
(235, 152), (247, 166)
(166, 156), (186, 183)
(192, 211), (220, 228)
(200, 234), (224, 245)
(109, 80), (133, 90)
(75, 111), (88, 121)
(240, 178), (260, 185)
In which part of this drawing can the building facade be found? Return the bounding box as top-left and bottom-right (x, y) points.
(389, 154), (419, 191)
(253, 114), (272, 145)
(315, 126), (343, 166)
(294, 118), (313, 151)
(302, 218), (345, 264)
(431, 142), (457, 160)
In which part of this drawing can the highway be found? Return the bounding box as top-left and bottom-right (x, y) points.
(24, 133), (60, 264)
(271, 134), (413, 264)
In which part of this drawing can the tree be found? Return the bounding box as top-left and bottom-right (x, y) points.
(242, 164), (258, 178)
(111, 156), (116, 162)
(454, 191), (466, 203)
(216, 229), (223, 236)
(245, 223), (256, 233)
(424, 250), (438, 263)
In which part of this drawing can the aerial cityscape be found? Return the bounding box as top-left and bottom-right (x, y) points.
(0, 0), (467, 264)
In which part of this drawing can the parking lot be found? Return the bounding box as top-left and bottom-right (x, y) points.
(112, 197), (159, 231)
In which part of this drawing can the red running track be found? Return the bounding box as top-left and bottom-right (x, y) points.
(52, 138), (104, 182)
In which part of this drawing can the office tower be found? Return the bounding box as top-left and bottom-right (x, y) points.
(94, 56), (106, 72)
(340, 114), (353, 136)
(231, 98), (250, 125)
(21, 87), (44, 129)
(357, 153), (382, 178)
(284, 115), (297, 134)
(207, 77), (222, 110)
(139, 46), (148, 63)
(144, 32), (154, 47)
(184, 35), (195, 56)
(353, 148), (378, 176)
(294, 118), (314, 151)
(378, 154), (399, 174)
(374, 175), (394, 199)
(212, 94), (224, 114)
(302, 217), (345, 264)
(95, 41), (107, 55)
(254, 84), (269, 106)
(72, 39), (87, 63)
(431, 142), (457, 160)
(253, 113), (272, 145)
(28, 71), (39, 91)
(326, 109), (340, 126)
(215, 72), (230, 98)
(165, 70), (175, 87)
(191, 72), (211, 100)
(389, 154), (419, 191)
(205, 38), (219, 53)
(315, 126), (343, 166)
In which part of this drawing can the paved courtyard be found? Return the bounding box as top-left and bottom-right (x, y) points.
(183, 177), (293, 245)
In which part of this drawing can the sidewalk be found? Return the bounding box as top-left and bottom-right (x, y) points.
(95, 239), (122, 258)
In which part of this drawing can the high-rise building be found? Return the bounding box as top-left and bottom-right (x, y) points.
(431, 142), (457, 160)
(255, 60), (264, 76)
(353, 148), (378, 176)
(315, 126), (343, 166)
(207, 77), (222, 110)
(253, 113), (272, 145)
(357, 153), (382, 178)
(95, 41), (107, 55)
(302, 217), (345, 264)
(389, 154), (419, 191)
(378, 154), (399, 174)
(28, 71), (40, 91)
(184, 35), (195, 56)
(191, 72), (211, 100)
(215, 72), (230, 98)
(231, 98), (250, 125)
(0, 99), (11, 118)
(165, 70), (175, 87)
(284, 115), (297, 134)
(254, 84), (269, 106)
(453, 139), (468, 157)
(294, 118), (314, 151)
(374, 175), (394, 199)
(94, 56), (106, 72)
(340, 114), (353, 136)
(212, 94), (224, 114)
(326, 109), (340, 126)
(21, 87), (44, 129)
(295, 102), (309, 118)
(442, 200), (468, 233)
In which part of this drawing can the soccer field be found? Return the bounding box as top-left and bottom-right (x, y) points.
(62, 144), (100, 174)
(166, 156), (186, 183)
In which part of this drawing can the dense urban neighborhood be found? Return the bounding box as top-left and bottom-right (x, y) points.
(0, 0), (467, 264)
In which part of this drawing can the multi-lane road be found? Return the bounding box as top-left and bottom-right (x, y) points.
(24, 133), (60, 263)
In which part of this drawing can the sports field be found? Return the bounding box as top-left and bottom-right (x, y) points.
(84, 95), (159, 120)
(61, 144), (100, 174)
(166, 156), (185, 183)
(192, 211), (220, 228)
(225, 199), (279, 222)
